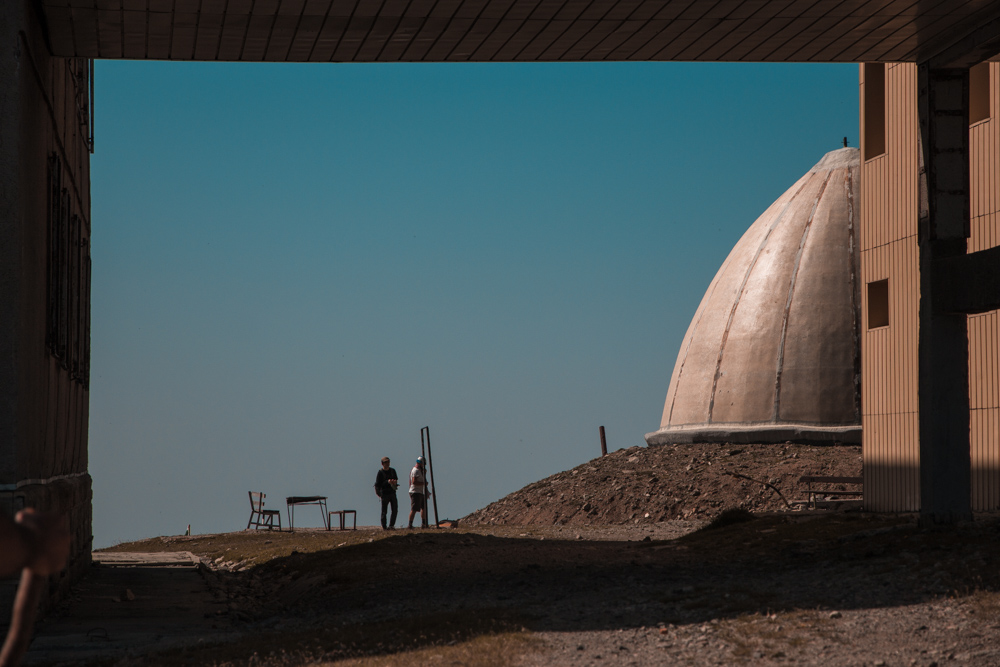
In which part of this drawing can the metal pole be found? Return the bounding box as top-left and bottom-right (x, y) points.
(599, 425), (607, 456)
(418, 428), (426, 527)
(423, 426), (440, 528)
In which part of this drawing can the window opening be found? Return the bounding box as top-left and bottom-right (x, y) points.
(868, 279), (889, 329)
(970, 61), (991, 125)
(863, 63), (886, 160)
(47, 153), (91, 387)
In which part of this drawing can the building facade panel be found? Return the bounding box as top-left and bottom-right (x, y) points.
(0, 0), (94, 618)
(863, 61), (1000, 512)
(967, 62), (1000, 511)
(860, 62), (921, 512)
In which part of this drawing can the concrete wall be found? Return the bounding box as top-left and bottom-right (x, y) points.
(0, 0), (93, 609)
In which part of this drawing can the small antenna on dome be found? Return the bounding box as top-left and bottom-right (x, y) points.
(843, 137), (849, 148)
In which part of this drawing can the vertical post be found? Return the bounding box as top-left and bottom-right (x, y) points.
(419, 428), (427, 526)
(599, 426), (607, 456)
(917, 63), (973, 524)
(421, 426), (439, 528)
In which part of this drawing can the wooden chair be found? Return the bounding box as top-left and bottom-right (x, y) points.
(247, 491), (282, 531)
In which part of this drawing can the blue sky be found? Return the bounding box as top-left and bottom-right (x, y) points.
(90, 61), (858, 546)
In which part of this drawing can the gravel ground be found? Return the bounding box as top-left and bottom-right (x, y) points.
(463, 442), (863, 526)
(77, 511), (1000, 667)
(54, 442), (1000, 666)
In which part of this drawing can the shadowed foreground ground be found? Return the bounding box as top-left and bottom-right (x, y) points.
(23, 513), (1000, 665)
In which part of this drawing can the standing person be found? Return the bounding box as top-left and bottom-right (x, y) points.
(374, 457), (399, 530)
(407, 456), (431, 529)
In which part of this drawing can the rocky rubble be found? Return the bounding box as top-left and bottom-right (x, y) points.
(463, 442), (862, 526)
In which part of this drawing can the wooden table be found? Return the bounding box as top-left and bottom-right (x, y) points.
(285, 496), (329, 530)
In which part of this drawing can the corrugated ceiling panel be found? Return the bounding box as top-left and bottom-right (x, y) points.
(264, 14), (302, 60)
(537, 19), (601, 60)
(170, 12), (199, 59)
(121, 9), (146, 58)
(446, 18), (498, 59)
(724, 17), (795, 61)
(147, 11), (172, 59)
(309, 16), (349, 61)
(375, 16), (423, 60)
(40, 0), (1000, 61)
(333, 17), (377, 61)
(611, 19), (671, 60)
(47, 10), (77, 55)
(354, 16), (404, 60)
(401, 17), (451, 60)
(96, 9), (123, 58)
(516, 19), (575, 60)
(216, 11), (250, 60)
(470, 18), (522, 59)
(243, 13), (277, 60)
(430, 18), (482, 60)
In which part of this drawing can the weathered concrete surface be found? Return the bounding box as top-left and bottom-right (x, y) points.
(646, 424), (861, 446)
(648, 148), (861, 447)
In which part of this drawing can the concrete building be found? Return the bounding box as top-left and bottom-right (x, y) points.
(2, 2), (1000, 610)
(1, 1), (94, 598)
(650, 59), (1000, 516)
(860, 62), (1000, 513)
(647, 147), (862, 447)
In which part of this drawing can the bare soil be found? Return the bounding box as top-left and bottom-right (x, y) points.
(463, 442), (863, 525)
(25, 442), (1000, 667)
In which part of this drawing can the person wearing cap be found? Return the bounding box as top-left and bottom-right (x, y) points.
(374, 457), (399, 530)
(407, 456), (431, 529)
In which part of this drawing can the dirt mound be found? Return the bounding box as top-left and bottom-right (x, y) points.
(462, 442), (862, 526)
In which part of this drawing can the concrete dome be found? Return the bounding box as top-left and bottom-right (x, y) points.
(646, 147), (861, 446)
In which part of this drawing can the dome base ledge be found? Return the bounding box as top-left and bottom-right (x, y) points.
(645, 423), (861, 446)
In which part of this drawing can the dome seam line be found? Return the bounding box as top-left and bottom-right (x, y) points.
(706, 173), (817, 424)
(773, 170), (833, 421)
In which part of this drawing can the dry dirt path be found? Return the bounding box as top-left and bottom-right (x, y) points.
(31, 511), (1000, 667)
(18, 443), (999, 666)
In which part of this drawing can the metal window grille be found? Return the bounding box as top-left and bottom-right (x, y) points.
(46, 154), (91, 388)
(69, 59), (94, 154)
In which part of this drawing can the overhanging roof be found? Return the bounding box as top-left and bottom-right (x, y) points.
(39, 0), (1000, 65)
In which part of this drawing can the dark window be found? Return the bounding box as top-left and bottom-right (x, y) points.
(868, 279), (889, 329)
(970, 62), (991, 125)
(863, 63), (886, 160)
(47, 154), (90, 387)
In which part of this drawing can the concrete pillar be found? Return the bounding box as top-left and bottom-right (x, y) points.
(916, 64), (973, 524)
